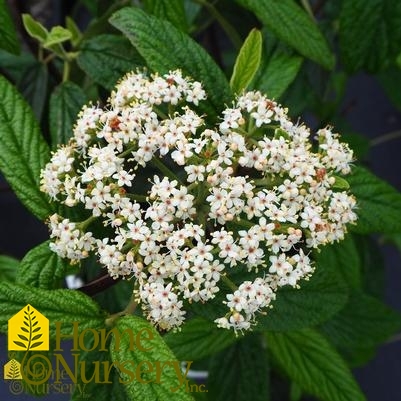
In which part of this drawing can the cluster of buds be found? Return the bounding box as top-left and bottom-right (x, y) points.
(40, 69), (357, 332)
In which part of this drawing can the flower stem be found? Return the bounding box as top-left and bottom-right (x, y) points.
(370, 130), (401, 147)
(222, 275), (238, 292)
(126, 193), (148, 202)
(151, 156), (182, 183)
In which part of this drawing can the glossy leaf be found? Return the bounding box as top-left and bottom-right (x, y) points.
(22, 13), (48, 42)
(230, 29), (262, 94)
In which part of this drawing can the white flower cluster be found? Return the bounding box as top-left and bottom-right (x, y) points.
(40, 69), (357, 332)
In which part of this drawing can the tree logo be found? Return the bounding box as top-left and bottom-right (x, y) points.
(8, 304), (49, 351)
(3, 359), (22, 380)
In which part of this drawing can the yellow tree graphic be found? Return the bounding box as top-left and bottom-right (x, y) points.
(13, 305), (43, 350)
(8, 304), (49, 351)
(4, 359), (22, 380)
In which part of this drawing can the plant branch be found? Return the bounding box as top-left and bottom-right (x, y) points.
(78, 273), (121, 297)
(194, 0), (243, 50)
(370, 130), (401, 147)
(151, 156), (182, 183)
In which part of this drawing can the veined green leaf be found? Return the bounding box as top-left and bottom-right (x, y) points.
(17, 241), (73, 289)
(236, 0), (334, 70)
(230, 29), (262, 94)
(256, 264), (348, 331)
(49, 81), (87, 148)
(0, 50), (37, 82)
(267, 328), (366, 401)
(0, 255), (19, 283)
(253, 47), (303, 99)
(348, 165), (401, 234)
(110, 315), (194, 401)
(164, 317), (237, 361)
(315, 235), (361, 289)
(43, 26), (72, 47)
(16, 61), (48, 121)
(71, 338), (127, 401)
(22, 13), (48, 42)
(0, 0), (20, 54)
(109, 7), (232, 119)
(320, 292), (401, 350)
(77, 34), (145, 90)
(190, 263), (347, 332)
(142, 0), (188, 32)
(66, 17), (82, 47)
(339, 0), (401, 72)
(0, 282), (106, 337)
(208, 334), (269, 401)
(0, 75), (54, 220)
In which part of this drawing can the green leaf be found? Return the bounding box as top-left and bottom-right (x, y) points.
(190, 264), (347, 332)
(0, 255), (19, 283)
(110, 315), (194, 401)
(66, 17), (82, 47)
(339, 0), (401, 72)
(253, 47), (303, 99)
(109, 7), (232, 119)
(142, 0), (188, 32)
(256, 264), (348, 331)
(0, 0), (20, 54)
(230, 29), (262, 94)
(348, 165), (401, 234)
(43, 26), (72, 47)
(0, 282), (105, 337)
(71, 338), (127, 401)
(236, 0), (334, 70)
(17, 241), (72, 289)
(315, 235), (361, 289)
(0, 50), (37, 83)
(22, 13), (48, 42)
(266, 328), (366, 401)
(49, 81), (87, 148)
(0, 75), (54, 220)
(320, 292), (401, 350)
(208, 334), (269, 401)
(164, 317), (238, 361)
(77, 34), (145, 90)
(16, 61), (48, 121)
